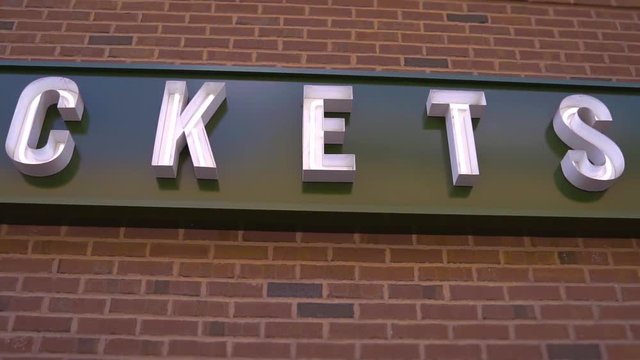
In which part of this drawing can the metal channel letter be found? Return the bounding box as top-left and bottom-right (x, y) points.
(302, 85), (355, 182)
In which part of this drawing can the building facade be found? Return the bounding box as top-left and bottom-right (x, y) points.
(1, 0), (639, 359)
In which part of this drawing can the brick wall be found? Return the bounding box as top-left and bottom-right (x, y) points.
(1, 0), (640, 80)
(1, 0), (640, 359)
(0, 226), (639, 359)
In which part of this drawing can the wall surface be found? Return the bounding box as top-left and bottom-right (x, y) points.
(1, 0), (640, 359)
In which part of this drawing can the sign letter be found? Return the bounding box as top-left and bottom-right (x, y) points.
(426, 90), (486, 186)
(553, 94), (624, 191)
(5, 77), (83, 177)
(152, 81), (226, 180)
(302, 85), (355, 182)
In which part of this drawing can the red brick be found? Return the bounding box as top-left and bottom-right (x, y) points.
(424, 344), (481, 360)
(447, 249), (500, 264)
(476, 267), (530, 282)
(566, 285), (618, 301)
(39, 336), (99, 354)
(0, 295), (43, 311)
(482, 304), (536, 320)
(232, 341), (291, 358)
(599, 305), (640, 320)
(204, 321), (260, 337)
(207, 281), (262, 297)
(48, 297), (106, 314)
(0, 240), (29, 254)
(77, 317), (136, 335)
(150, 242), (210, 259)
(168, 340), (226, 357)
(123, 227), (178, 240)
(328, 283), (384, 299)
(575, 324), (628, 340)
(265, 321), (323, 339)
(530, 237), (580, 248)
(283, 39), (328, 52)
(389, 248), (442, 263)
(91, 241), (147, 257)
(5, 225), (60, 236)
(557, 251), (609, 265)
(532, 268), (586, 283)
(256, 52), (302, 64)
(389, 284), (444, 300)
(58, 259), (113, 274)
(13, 315), (71, 332)
(0, 258), (53, 273)
(273, 246), (328, 261)
(308, 28), (352, 40)
(606, 344), (640, 360)
(0, 336), (34, 353)
(418, 266), (474, 281)
(74, 0), (117, 10)
(361, 343), (420, 359)
(331, 41), (377, 54)
(611, 251), (640, 265)
(172, 300), (228, 317)
(454, 324), (510, 340)
(622, 287), (640, 301)
(359, 266), (413, 281)
(514, 324), (570, 340)
(508, 285), (562, 300)
(83, 278), (141, 294)
(145, 279), (201, 296)
(504, 251), (556, 265)
(22, 276), (80, 293)
(391, 323), (448, 340)
(109, 298), (168, 315)
(297, 342), (356, 359)
(309, 6), (353, 18)
(450, 285), (505, 300)
(0, 277), (18, 291)
(239, 264), (296, 279)
(234, 301), (292, 318)
(360, 303), (417, 320)
(356, 54), (401, 66)
(301, 232), (355, 244)
(583, 238), (634, 248)
(140, 319), (198, 336)
(540, 304), (593, 320)
(329, 322), (387, 340)
(332, 247), (385, 263)
(215, 245), (268, 260)
(416, 234), (469, 246)
(104, 338), (163, 356)
(590, 268), (640, 283)
(358, 234), (409, 246)
(300, 264), (355, 280)
(306, 54), (352, 65)
(117, 260), (173, 276)
(183, 229), (238, 241)
(179, 262), (235, 278)
(486, 345), (543, 360)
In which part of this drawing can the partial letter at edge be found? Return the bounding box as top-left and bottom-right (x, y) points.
(5, 76), (83, 177)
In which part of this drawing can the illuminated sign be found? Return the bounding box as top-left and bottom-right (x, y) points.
(0, 62), (638, 235)
(5, 77), (626, 192)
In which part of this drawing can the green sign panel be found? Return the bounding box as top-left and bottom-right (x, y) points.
(0, 62), (638, 236)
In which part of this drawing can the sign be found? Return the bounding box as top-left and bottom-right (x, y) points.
(0, 62), (638, 236)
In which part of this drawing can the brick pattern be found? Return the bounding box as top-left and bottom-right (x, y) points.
(0, 0), (640, 81)
(2, 0), (640, 359)
(0, 226), (638, 359)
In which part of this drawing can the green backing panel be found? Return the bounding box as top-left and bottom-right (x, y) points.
(0, 63), (638, 235)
